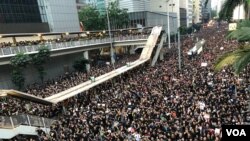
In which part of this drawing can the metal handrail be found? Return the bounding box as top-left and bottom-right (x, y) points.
(0, 34), (149, 57)
(0, 114), (56, 129)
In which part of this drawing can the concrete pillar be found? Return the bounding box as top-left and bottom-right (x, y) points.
(84, 51), (90, 72)
(159, 51), (164, 61)
(126, 46), (130, 54)
(12, 37), (17, 44)
(111, 47), (116, 64)
(129, 45), (135, 54)
(39, 35), (44, 41)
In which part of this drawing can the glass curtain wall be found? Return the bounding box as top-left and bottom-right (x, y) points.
(0, 0), (42, 23)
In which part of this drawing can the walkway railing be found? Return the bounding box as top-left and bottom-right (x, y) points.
(0, 114), (55, 129)
(0, 34), (148, 57)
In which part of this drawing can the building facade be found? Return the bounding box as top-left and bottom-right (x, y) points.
(180, 8), (187, 27)
(119, 0), (149, 12)
(179, 0), (193, 27)
(193, 0), (202, 23)
(119, 0), (178, 33)
(0, 0), (49, 33)
(0, 0), (80, 33)
(201, 0), (211, 23)
(39, 0), (80, 32)
(76, 0), (87, 11)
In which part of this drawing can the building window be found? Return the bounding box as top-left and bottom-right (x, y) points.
(0, 0), (42, 23)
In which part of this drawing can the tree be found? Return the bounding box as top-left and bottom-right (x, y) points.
(10, 53), (31, 68)
(214, 46), (250, 74)
(227, 20), (250, 41)
(215, 0), (250, 20)
(204, 0), (250, 20)
(31, 46), (50, 83)
(211, 10), (217, 19)
(193, 23), (202, 32)
(10, 53), (31, 90)
(78, 2), (129, 30)
(214, 20), (250, 74)
(107, 1), (129, 29)
(78, 6), (105, 30)
(11, 69), (25, 90)
(73, 57), (90, 72)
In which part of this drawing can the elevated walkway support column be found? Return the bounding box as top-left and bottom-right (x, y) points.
(125, 46), (129, 54)
(159, 50), (164, 61)
(111, 47), (116, 64)
(12, 37), (17, 44)
(129, 45), (135, 54)
(84, 51), (90, 72)
(151, 33), (166, 66)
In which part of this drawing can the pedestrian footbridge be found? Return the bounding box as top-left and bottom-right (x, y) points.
(0, 114), (55, 139)
(0, 35), (149, 65)
(0, 26), (163, 105)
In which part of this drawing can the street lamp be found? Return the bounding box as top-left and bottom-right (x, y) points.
(105, 4), (115, 69)
(177, 0), (181, 70)
(166, 0), (171, 49)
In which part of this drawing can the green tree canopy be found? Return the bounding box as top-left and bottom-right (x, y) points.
(215, 46), (250, 74)
(78, 2), (129, 31)
(10, 53), (31, 90)
(211, 10), (217, 19)
(31, 46), (50, 82)
(78, 6), (105, 30)
(217, 0), (250, 20)
(215, 20), (250, 74)
(73, 57), (90, 72)
(10, 53), (31, 68)
(227, 20), (250, 42)
(107, 1), (129, 29)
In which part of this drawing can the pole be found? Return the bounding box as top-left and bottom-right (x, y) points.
(178, 31), (181, 70)
(238, 3), (240, 21)
(170, 0), (176, 47)
(177, 0), (181, 70)
(105, 4), (115, 69)
(167, 0), (171, 49)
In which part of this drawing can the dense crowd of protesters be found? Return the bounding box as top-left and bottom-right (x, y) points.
(0, 30), (150, 49)
(25, 54), (140, 98)
(1, 22), (250, 141)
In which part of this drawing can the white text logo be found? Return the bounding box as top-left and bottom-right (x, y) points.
(226, 129), (246, 136)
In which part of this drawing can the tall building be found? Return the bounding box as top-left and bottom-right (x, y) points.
(76, 0), (115, 14)
(180, 0), (193, 27)
(96, 0), (106, 11)
(118, 0), (178, 33)
(193, 0), (202, 23)
(38, 0), (80, 32)
(0, 0), (80, 34)
(201, 0), (211, 23)
(0, 0), (49, 33)
(76, 0), (87, 11)
(119, 0), (179, 13)
(84, 0), (97, 4)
